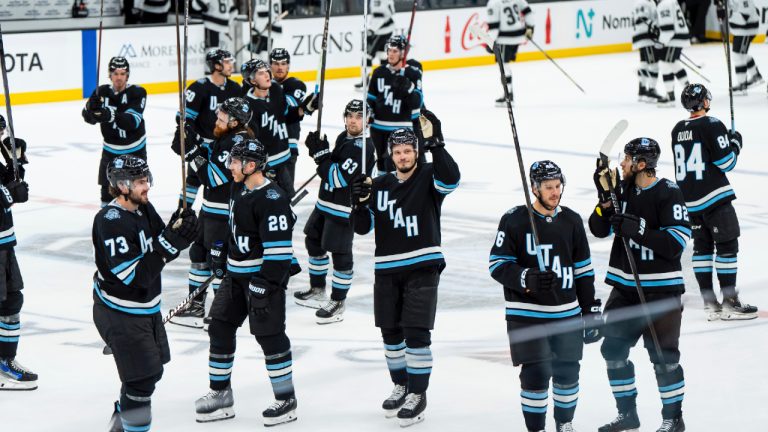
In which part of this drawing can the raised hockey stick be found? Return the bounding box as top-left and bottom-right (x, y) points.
(0, 24), (20, 180)
(362, 0), (369, 176)
(525, 36), (585, 94)
(234, 11), (289, 58)
(173, 0), (190, 209)
(471, 23), (545, 271)
(402, 0), (418, 67)
(598, 119), (667, 366)
(247, 0), (254, 60)
(679, 57), (711, 83)
(720, 3), (735, 131)
(267, 0), (273, 56)
(96, 0), (104, 86)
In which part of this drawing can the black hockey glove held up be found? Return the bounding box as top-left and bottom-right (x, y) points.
(391, 75), (411, 98)
(305, 131), (330, 163)
(209, 240), (227, 279)
(593, 159), (619, 204)
(649, 24), (661, 41)
(0, 181), (28, 207)
(82, 108), (99, 125)
(525, 25), (534, 39)
(350, 174), (372, 209)
(610, 213), (645, 240)
(522, 268), (559, 293)
(160, 208), (199, 257)
(419, 109), (445, 152)
(248, 276), (273, 318)
(1, 137), (28, 166)
(91, 106), (116, 124)
(582, 299), (603, 344)
(301, 92), (319, 114)
(729, 130), (743, 155)
(86, 93), (103, 111)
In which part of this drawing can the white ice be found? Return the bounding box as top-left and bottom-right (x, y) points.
(2, 42), (767, 431)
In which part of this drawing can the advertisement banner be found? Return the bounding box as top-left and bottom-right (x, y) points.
(0, 0), (120, 20)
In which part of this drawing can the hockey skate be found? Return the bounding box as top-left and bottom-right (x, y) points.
(598, 409), (640, 432)
(703, 301), (722, 321)
(315, 299), (345, 324)
(262, 397), (297, 427)
(645, 88), (663, 103)
(354, 81), (365, 91)
(721, 297), (758, 320)
(169, 296), (206, 329)
(107, 401), (123, 432)
(0, 357), (38, 390)
(397, 392), (426, 427)
(637, 86), (647, 102)
(556, 421), (577, 432)
(195, 387), (235, 423)
(656, 415), (685, 432)
(382, 383), (407, 418)
(657, 92), (675, 107)
(746, 73), (764, 89)
(294, 286), (327, 309)
(732, 82), (749, 95)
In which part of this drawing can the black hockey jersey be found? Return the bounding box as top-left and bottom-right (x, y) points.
(490, 205), (596, 323)
(244, 83), (302, 168)
(367, 65), (423, 132)
(226, 179), (296, 287)
(0, 163), (23, 250)
(315, 132), (376, 224)
(277, 76), (307, 156)
(195, 130), (249, 220)
(589, 178), (691, 295)
(179, 77), (242, 142)
(86, 84), (147, 154)
(670, 115), (737, 215)
(352, 146), (460, 274)
(92, 202), (178, 315)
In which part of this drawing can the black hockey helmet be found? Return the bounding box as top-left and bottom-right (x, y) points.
(205, 48), (234, 74)
(269, 48), (290, 64)
(387, 35), (407, 51)
(529, 160), (565, 188)
(388, 128), (417, 152)
(217, 97), (252, 126)
(624, 137), (661, 170)
(108, 56), (130, 75)
(241, 58), (271, 81)
(680, 83), (712, 112)
(343, 99), (372, 120)
(229, 138), (267, 172)
(106, 155), (152, 189)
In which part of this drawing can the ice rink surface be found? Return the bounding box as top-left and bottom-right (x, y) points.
(2, 42), (767, 430)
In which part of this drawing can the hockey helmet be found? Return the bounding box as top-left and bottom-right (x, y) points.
(205, 48), (234, 74)
(229, 138), (267, 172)
(106, 155), (152, 189)
(624, 137), (661, 170)
(680, 83), (712, 112)
(217, 97), (252, 126)
(529, 160), (565, 187)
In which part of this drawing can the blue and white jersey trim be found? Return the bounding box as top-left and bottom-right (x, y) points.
(103, 135), (147, 154)
(606, 266), (684, 287)
(207, 162), (230, 188)
(125, 108), (143, 128)
(227, 256), (264, 274)
(713, 151), (737, 172)
(267, 149), (291, 167)
(111, 255), (142, 285)
(262, 240), (293, 261)
(374, 246), (443, 270)
(488, 254), (516, 274)
(371, 119), (413, 131)
(574, 258), (595, 279)
(661, 225), (691, 248)
(316, 198), (351, 219)
(94, 281), (161, 315)
(685, 185), (735, 213)
(201, 199), (229, 216)
(0, 226), (16, 245)
(327, 163), (348, 191)
(505, 300), (582, 319)
(433, 178), (458, 195)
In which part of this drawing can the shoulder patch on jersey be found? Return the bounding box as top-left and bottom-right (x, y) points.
(708, 116), (720, 124)
(265, 189), (281, 200)
(104, 208), (121, 220)
(197, 78), (206, 84)
(665, 179), (679, 189)
(505, 206), (522, 215)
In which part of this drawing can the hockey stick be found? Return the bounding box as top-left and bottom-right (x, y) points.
(0, 24), (20, 180)
(598, 119), (667, 366)
(96, 0), (104, 86)
(471, 23), (545, 271)
(720, 4), (735, 131)
(679, 57), (711, 83)
(173, 0), (189, 209)
(402, 0), (418, 67)
(680, 52), (703, 69)
(267, 0), (273, 56)
(234, 11), (289, 58)
(525, 36), (585, 94)
(247, 0), (254, 60)
(362, 0), (369, 176)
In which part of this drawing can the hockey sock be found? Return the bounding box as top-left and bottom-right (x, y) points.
(674, 61), (688, 86)
(382, 329), (407, 386)
(189, 265), (212, 295)
(519, 362), (551, 430)
(552, 360), (580, 423)
(330, 269), (353, 301)
(647, 62), (659, 91)
(638, 61), (649, 89)
(661, 63), (675, 94)
(405, 345), (432, 394)
(746, 57), (760, 79)
(734, 53), (749, 85)
(503, 63), (513, 99)
(308, 255), (329, 289)
(692, 253), (715, 301)
(120, 376), (157, 432)
(211, 277), (221, 294)
(715, 253), (737, 293)
(0, 314), (20, 358)
(259, 333), (294, 400)
(607, 360), (638, 413)
(655, 363), (684, 419)
(208, 320), (237, 390)
(179, 184), (198, 208)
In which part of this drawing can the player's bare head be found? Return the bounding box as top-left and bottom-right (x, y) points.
(386, 35), (407, 66)
(529, 160), (564, 211)
(344, 99), (370, 136)
(622, 137), (659, 179)
(108, 57), (129, 89)
(388, 128), (418, 173)
(228, 139), (267, 181)
(206, 48), (235, 77)
(242, 58), (272, 90)
(107, 155), (152, 204)
(269, 48), (290, 81)
(681, 83), (711, 113)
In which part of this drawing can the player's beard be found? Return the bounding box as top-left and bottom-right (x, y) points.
(214, 124), (230, 138)
(127, 188), (148, 206)
(395, 158), (416, 174)
(537, 193), (560, 212)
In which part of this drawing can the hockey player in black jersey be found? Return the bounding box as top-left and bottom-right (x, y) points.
(92, 155), (198, 431)
(367, 36), (424, 173)
(170, 97), (255, 328)
(489, 160), (602, 432)
(0, 118), (36, 391)
(241, 58), (316, 198)
(195, 139), (299, 427)
(350, 111), (460, 427)
(293, 100), (376, 323)
(671, 83), (757, 320)
(270, 48), (307, 182)
(590, 138), (689, 432)
(82, 57), (148, 207)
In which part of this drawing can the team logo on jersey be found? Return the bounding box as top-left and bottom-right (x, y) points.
(266, 189), (280, 200)
(105, 208), (121, 220)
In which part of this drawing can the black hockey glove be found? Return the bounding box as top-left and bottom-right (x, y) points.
(248, 276), (273, 318)
(593, 158), (619, 204)
(419, 109), (445, 152)
(0, 114), (5, 130)
(183, 133), (204, 163)
(209, 240), (227, 279)
(715, 0), (725, 20)
(301, 92), (319, 114)
(305, 131), (330, 163)
(0, 181), (29, 207)
(649, 24), (661, 41)
(91, 106), (116, 124)
(162, 208), (199, 252)
(525, 25), (534, 39)
(82, 108), (100, 125)
(484, 43), (494, 55)
(171, 124), (198, 156)
(522, 268), (559, 293)
(350, 174), (372, 209)
(2, 137), (28, 166)
(391, 75), (412, 98)
(86, 93), (103, 111)
(582, 299), (603, 344)
(610, 213), (645, 240)
(729, 130), (743, 155)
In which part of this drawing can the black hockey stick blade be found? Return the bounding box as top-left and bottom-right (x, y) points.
(599, 119), (629, 165)
(103, 345), (112, 355)
(290, 188), (309, 207)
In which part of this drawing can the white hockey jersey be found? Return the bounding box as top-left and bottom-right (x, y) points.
(728, 0), (760, 36)
(486, 0), (534, 46)
(192, 0), (236, 36)
(369, 0), (396, 36)
(254, 0), (282, 36)
(632, 0), (658, 49)
(656, 0), (690, 48)
(136, 0), (170, 15)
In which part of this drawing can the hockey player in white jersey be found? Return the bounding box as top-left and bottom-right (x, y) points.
(717, 0), (763, 93)
(632, 0), (663, 102)
(192, 0), (237, 51)
(486, 0), (535, 106)
(251, 0), (283, 59)
(655, 0), (690, 107)
(355, 0), (396, 90)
